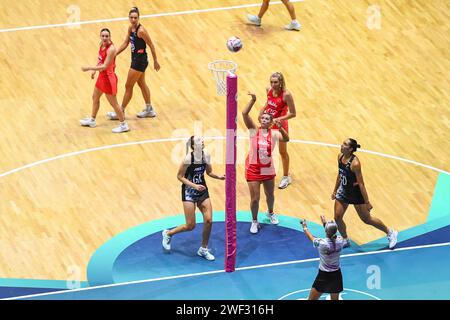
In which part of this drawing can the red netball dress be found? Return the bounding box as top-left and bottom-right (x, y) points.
(245, 128), (276, 181)
(95, 42), (118, 95)
(264, 88), (289, 132)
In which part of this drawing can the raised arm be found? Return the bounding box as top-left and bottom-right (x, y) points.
(300, 220), (315, 242)
(259, 87), (270, 118)
(138, 27), (160, 71)
(242, 93), (258, 130)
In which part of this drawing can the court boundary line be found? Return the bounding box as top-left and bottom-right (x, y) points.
(1, 137), (449, 179)
(3, 241), (450, 300)
(277, 288), (382, 300)
(0, 1), (304, 33)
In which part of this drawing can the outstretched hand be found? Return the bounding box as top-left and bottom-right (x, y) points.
(320, 215), (327, 225)
(300, 219), (307, 228)
(248, 92), (256, 101)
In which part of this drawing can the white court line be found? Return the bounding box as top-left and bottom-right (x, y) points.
(1, 137), (449, 179)
(4, 241), (450, 300)
(0, 1), (304, 33)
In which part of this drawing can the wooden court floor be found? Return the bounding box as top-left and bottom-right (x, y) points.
(0, 0), (448, 280)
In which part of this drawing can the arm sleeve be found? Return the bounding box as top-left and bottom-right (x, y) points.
(313, 238), (322, 248)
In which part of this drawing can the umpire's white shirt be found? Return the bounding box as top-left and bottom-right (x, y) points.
(313, 237), (344, 272)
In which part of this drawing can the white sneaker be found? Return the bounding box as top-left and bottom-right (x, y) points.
(112, 122), (130, 133)
(278, 176), (292, 189)
(388, 229), (398, 249)
(343, 238), (351, 248)
(285, 20), (301, 31)
(247, 14), (261, 26)
(267, 212), (279, 225)
(80, 117), (96, 128)
(250, 221), (260, 234)
(137, 106), (157, 118)
(106, 108), (125, 120)
(162, 229), (171, 251)
(197, 247), (215, 261)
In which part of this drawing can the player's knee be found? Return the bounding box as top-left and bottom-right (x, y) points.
(281, 0), (290, 4)
(203, 217), (212, 225)
(186, 222), (196, 231)
(125, 83), (134, 91)
(250, 198), (260, 206)
(361, 215), (372, 224)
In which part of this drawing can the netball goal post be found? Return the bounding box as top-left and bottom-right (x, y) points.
(208, 60), (237, 272)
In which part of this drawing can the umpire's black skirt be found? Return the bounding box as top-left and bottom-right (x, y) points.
(312, 269), (343, 293)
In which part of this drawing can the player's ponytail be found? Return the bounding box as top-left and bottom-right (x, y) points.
(348, 138), (360, 153)
(325, 221), (338, 254)
(185, 136), (194, 155)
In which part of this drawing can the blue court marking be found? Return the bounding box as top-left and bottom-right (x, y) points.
(87, 211), (330, 286)
(2, 173), (448, 300)
(5, 214), (449, 300)
(0, 279), (88, 299)
(361, 172), (450, 251)
(427, 173), (450, 222)
(14, 241), (450, 300)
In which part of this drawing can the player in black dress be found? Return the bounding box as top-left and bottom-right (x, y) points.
(162, 136), (225, 261)
(107, 7), (160, 120)
(332, 138), (398, 249)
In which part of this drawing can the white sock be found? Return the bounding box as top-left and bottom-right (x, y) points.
(146, 103), (153, 110)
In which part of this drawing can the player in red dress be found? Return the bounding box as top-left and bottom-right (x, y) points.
(243, 93), (289, 234)
(259, 72), (296, 189)
(80, 28), (129, 133)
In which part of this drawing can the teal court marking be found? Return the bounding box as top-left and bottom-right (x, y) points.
(0, 138), (448, 298)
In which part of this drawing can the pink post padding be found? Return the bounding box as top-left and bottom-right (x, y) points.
(225, 72), (237, 272)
